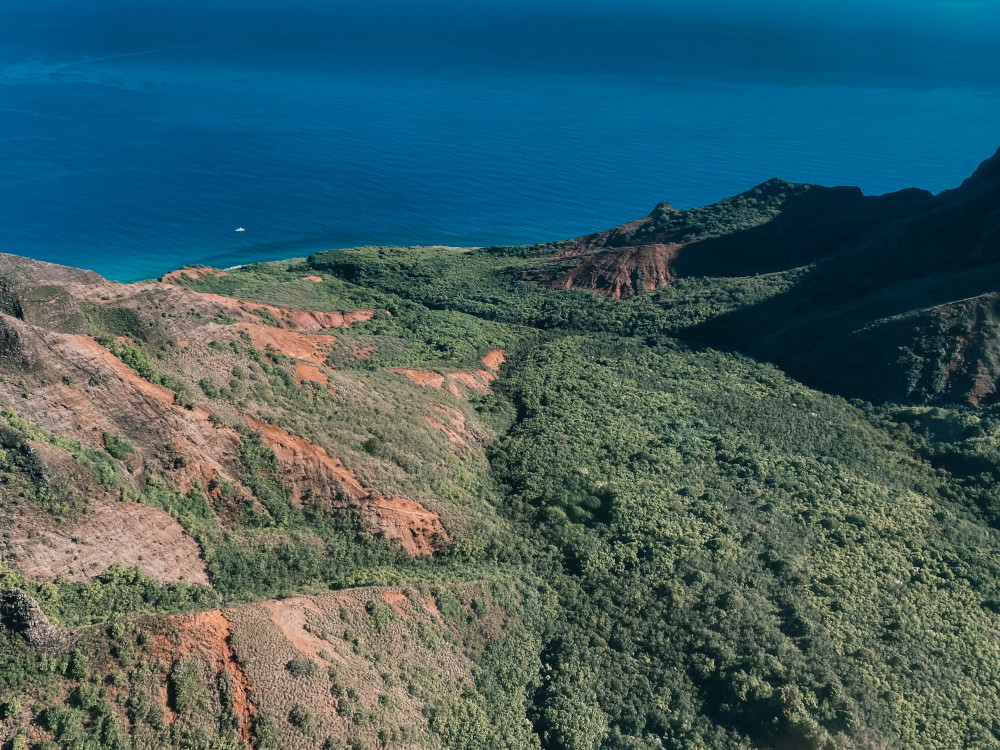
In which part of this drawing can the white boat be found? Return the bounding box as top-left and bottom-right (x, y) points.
(235, 227), (245, 232)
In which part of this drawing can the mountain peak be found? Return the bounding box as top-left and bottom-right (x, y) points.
(959, 145), (1000, 191)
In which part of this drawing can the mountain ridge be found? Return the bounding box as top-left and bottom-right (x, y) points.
(532, 146), (1000, 407)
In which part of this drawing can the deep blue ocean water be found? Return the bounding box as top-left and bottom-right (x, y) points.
(1, 1), (998, 281)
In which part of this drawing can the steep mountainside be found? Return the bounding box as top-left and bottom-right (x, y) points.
(539, 148), (1000, 407)
(2, 149), (1000, 750)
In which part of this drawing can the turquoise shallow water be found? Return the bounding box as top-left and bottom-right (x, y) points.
(1, 2), (998, 281)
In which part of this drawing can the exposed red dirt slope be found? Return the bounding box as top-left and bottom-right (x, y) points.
(236, 322), (337, 365)
(33, 332), (243, 499)
(204, 295), (374, 331)
(424, 406), (471, 449)
(481, 348), (506, 372)
(146, 283), (374, 335)
(261, 597), (331, 663)
(152, 610), (256, 743)
(390, 369), (446, 389)
(246, 417), (448, 555)
(287, 309), (373, 330)
(222, 586), (481, 749)
(6, 319), (447, 559)
(0, 261), (451, 589)
(549, 243), (684, 299)
(390, 368), (493, 397)
(389, 349), (505, 398)
(292, 361), (329, 386)
(538, 202), (688, 298)
(932, 293), (1000, 406)
(549, 206), (673, 260)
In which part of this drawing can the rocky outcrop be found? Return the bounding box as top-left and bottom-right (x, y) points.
(539, 202), (685, 298)
(0, 313), (35, 370)
(550, 206), (673, 260)
(549, 243), (682, 299)
(0, 589), (76, 651)
(538, 175), (938, 300)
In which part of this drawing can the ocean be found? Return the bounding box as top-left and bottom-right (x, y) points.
(1, 0), (998, 281)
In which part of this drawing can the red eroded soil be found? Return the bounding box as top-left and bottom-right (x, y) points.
(293, 362), (329, 386)
(928, 293), (1000, 406)
(971, 361), (997, 405)
(38, 333), (246, 504)
(389, 369), (447, 389)
(261, 597), (339, 664)
(288, 309), (374, 331)
(422, 595), (443, 620)
(153, 610), (256, 744)
(246, 416), (365, 497)
(174, 458), (229, 495)
(481, 349), (506, 372)
(301, 275), (324, 283)
(365, 495), (448, 556)
(550, 243), (683, 299)
(389, 366), (497, 398)
(173, 289), (374, 331)
(424, 405), (477, 450)
(236, 323), (337, 364)
(156, 685), (174, 726)
(245, 417), (448, 555)
(423, 416), (468, 448)
(550, 213), (664, 260)
(538, 204), (688, 298)
(73, 335), (177, 408)
(448, 370), (493, 392)
(381, 590), (412, 620)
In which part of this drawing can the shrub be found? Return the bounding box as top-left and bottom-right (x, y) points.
(254, 712), (283, 749)
(199, 378), (220, 398)
(101, 432), (133, 460)
(285, 656), (318, 679)
(365, 600), (394, 634)
(253, 308), (281, 327)
(169, 659), (209, 714)
(289, 704), (318, 737)
(2, 696), (21, 721)
(66, 649), (89, 680)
